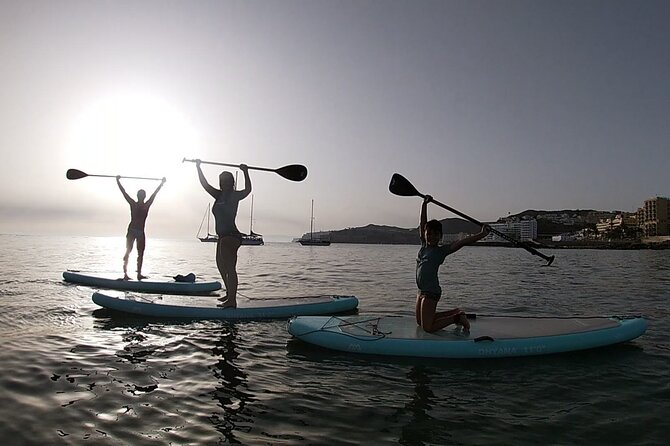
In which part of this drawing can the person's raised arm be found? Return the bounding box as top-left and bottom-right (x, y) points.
(146, 177), (166, 207)
(419, 195), (432, 243)
(196, 160), (219, 199)
(239, 164), (252, 199)
(116, 176), (134, 204)
(449, 225), (490, 253)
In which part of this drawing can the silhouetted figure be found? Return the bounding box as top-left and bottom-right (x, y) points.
(195, 160), (251, 308)
(116, 176), (165, 280)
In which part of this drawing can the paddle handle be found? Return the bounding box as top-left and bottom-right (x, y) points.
(182, 158), (274, 173)
(425, 195), (555, 265)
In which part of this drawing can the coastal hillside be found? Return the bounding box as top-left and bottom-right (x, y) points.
(302, 219), (480, 245)
(300, 209), (626, 244)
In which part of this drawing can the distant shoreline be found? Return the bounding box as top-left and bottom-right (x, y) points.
(475, 240), (670, 250)
(323, 240), (670, 250)
(533, 240), (670, 250)
(307, 220), (670, 250)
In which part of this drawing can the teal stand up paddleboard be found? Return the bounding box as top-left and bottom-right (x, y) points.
(63, 271), (221, 295)
(92, 292), (359, 320)
(288, 314), (647, 358)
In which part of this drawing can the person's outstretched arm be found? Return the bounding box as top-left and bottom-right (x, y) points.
(116, 176), (134, 204)
(449, 225), (490, 253)
(196, 160), (219, 199)
(146, 177), (166, 207)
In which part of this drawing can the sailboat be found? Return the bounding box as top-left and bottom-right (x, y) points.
(299, 199), (331, 246)
(241, 195), (264, 245)
(197, 197), (264, 245)
(197, 203), (217, 243)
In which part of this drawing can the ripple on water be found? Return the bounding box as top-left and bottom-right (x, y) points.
(1, 238), (669, 445)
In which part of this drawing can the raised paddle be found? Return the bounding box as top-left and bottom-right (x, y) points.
(389, 173), (555, 266)
(182, 158), (308, 182)
(66, 169), (163, 181)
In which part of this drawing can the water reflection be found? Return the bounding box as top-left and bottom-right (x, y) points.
(394, 366), (439, 446)
(208, 324), (254, 443)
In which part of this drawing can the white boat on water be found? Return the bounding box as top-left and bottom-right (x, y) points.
(197, 196), (264, 245)
(240, 195), (264, 245)
(299, 199), (330, 246)
(197, 203), (218, 243)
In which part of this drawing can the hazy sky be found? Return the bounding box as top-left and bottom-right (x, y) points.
(1, 0), (668, 240)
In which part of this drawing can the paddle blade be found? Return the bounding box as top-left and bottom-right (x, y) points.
(66, 169), (88, 180)
(276, 164), (308, 182)
(389, 173), (421, 197)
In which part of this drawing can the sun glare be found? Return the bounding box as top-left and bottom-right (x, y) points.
(67, 91), (198, 181)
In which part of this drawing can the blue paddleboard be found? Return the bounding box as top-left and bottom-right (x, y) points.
(63, 271), (221, 295)
(287, 314), (647, 358)
(92, 292), (359, 320)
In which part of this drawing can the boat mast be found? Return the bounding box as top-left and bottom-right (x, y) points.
(310, 199), (314, 240)
(197, 203), (212, 239)
(250, 194), (254, 234)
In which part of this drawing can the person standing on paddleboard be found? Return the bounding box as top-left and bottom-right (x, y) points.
(416, 195), (489, 333)
(195, 160), (251, 308)
(116, 176), (166, 281)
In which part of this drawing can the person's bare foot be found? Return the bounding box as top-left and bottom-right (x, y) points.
(123, 274), (131, 281)
(217, 295), (237, 309)
(137, 274), (147, 281)
(457, 313), (471, 331)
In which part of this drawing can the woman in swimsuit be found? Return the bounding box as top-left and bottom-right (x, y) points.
(195, 160), (251, 308)
(116, 176), (166, 280)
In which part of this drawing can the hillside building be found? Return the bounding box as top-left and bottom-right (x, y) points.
(596, 213), (635, 233)
(482, 219), (537, 242)
(639, 197), (670, 237)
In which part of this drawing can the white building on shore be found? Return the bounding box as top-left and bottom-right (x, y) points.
(639, 197), (670, 237)
(482, 219), (538, 242)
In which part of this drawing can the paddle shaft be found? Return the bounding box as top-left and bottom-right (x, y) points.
(66, 169), (163, 181)
(182, 158), (274, 173)
(420, 194), (555, 265)
(183, 158), (308, 182)
(87, 173), (163, 181)
(389, 173), (554, 265)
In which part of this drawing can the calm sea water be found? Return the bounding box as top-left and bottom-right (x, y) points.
(0, 234), (668, 445)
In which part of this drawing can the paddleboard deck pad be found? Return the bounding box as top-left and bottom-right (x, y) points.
(92, 292), (359, 320)
(287, 314), (647, 358)
(64, 271), (221, 295)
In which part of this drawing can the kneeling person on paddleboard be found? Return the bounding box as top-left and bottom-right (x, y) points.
(416, 195), (489, 333)
(117, 176), (165, 281)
